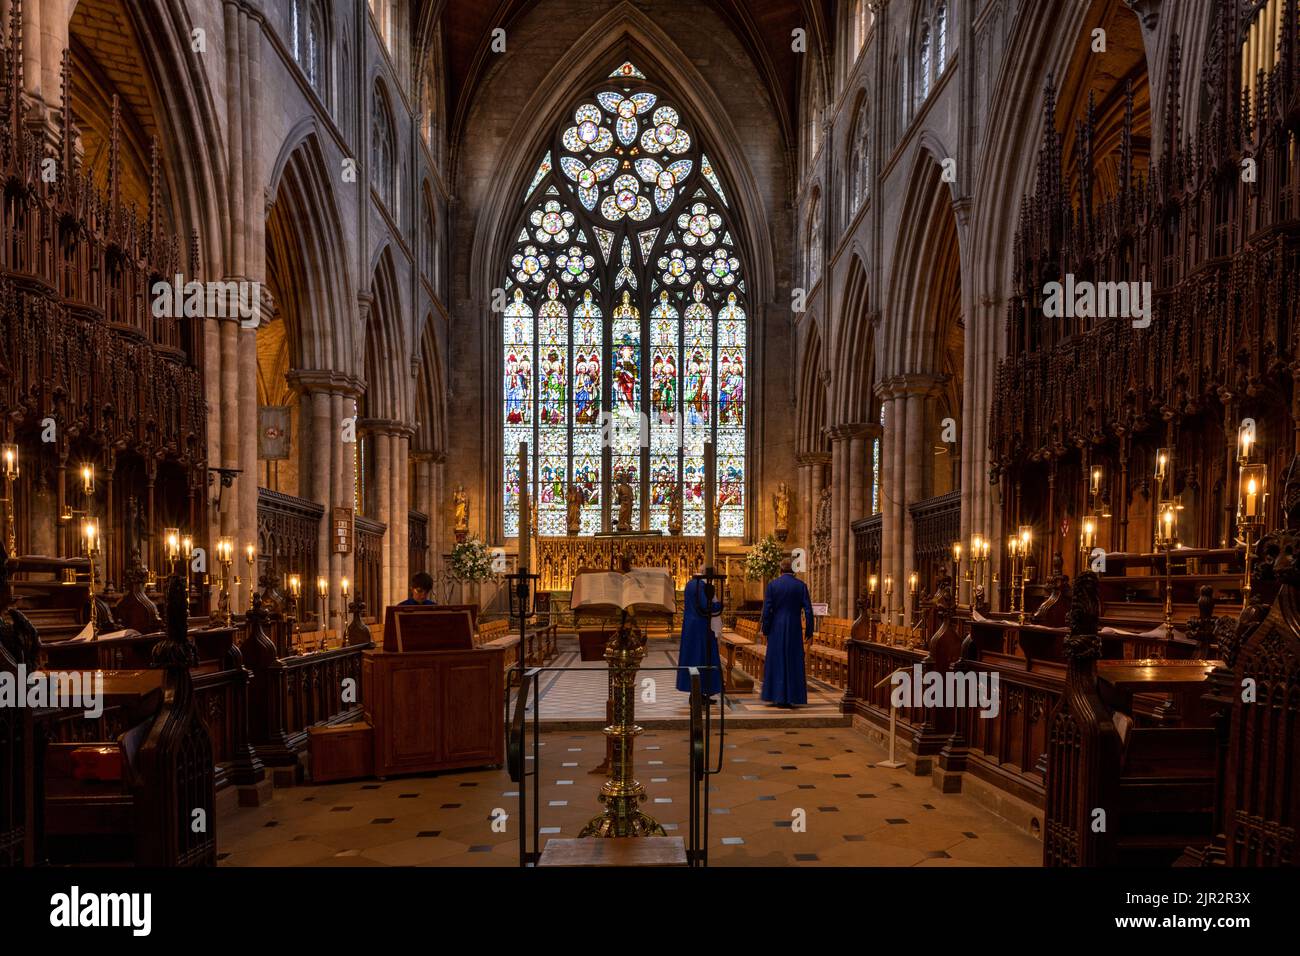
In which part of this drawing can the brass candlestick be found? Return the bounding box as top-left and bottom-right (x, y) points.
(82, 516), (99, 636)
(287, 573), (302, 656)
(579, 611), (665, 838)
(1156, 500), (1178, 632)
(212, 537), (234, 626)
(1, 443), (17, 556)
(1236, 453), (1267, 597)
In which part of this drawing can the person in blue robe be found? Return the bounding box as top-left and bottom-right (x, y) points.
(676, 572), (723, 698)
(760, 558), (813, 707)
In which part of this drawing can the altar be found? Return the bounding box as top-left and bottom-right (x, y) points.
(534, 535), (709, 592)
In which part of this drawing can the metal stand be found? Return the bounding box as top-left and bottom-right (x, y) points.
(579, 611), (666, 838)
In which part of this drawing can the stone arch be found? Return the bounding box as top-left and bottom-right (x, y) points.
(364, 244), (408, 425)
(265, 126), (357, 374)
(831, 252), (875, 426)
(884, 150), (961, 379)
(797, 319), (828, 456)
(69, 0), (229, 278)
(465, 3), (779, 312)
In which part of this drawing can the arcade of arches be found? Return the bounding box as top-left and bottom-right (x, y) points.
(1, 0), (1298, 877)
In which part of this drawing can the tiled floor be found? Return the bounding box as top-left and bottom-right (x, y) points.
(217, 727), (1041, 866)
(517, 636), (847, 727)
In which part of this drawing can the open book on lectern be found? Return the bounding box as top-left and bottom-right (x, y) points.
(571, 568), (676, 617)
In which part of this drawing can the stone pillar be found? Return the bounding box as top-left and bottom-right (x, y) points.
(393, 428), (411, 605)
(807, 453), (829, 603)
(827, 426), (850, 617)
(847, 426), (871, 615)
(874, 382), (900, 626)
(374, 429), (393, 605)
(796, 456), (812, 549)
(895, 375), (944, 626)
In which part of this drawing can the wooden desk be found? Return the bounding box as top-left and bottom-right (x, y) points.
(362, 647), (505, 777)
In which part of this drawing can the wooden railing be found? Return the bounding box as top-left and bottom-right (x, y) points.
(241, 599), (370, 771)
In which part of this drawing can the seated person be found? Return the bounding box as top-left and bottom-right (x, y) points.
(398, 571), (438, 606)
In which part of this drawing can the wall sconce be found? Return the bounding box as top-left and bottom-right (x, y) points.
(165, 527), (181, 563)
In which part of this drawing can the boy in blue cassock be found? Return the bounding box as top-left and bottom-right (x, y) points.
(760, 558), (813, 707)
(676, 569), (723, 699)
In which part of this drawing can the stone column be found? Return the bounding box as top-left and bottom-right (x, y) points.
(847, 425), (872, 616)
(795, 454), (813, 550)
(373, 428), (393, 605)
(393, 427), (412, 605)
(874, 381), (898, 625)
(807, 452), (829, 602)
(896, 374), (944, 625)
(827, 426), (850, 617)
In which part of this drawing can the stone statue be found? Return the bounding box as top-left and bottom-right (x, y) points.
(566, 485), (583, 536)
(453, 484), (469, 542)
(773, 480), (790, 541)
(616, 478), (634, 532)
(667, 485), (683, 535)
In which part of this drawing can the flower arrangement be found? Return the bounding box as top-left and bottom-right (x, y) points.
(450, 537), (495, 582)
(744, 533), (784, 581)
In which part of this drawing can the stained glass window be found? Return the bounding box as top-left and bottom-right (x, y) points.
(501, 65), (748, 538)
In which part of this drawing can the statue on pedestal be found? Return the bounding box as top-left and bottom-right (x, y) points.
(566, 485), (584, 536)
(667, 485), (683, 535)
(616, 478), (634, 532)
(773, 480), (790, 542)
(453, 483), (469, 542)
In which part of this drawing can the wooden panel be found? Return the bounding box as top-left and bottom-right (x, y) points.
(364, 648), (504, 777)
(441, 660), (499, 761)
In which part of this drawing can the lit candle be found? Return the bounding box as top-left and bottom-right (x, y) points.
(1155, 448), (1170, 481)
(317, 576), (328, 598)
(181, 534), (194, 558)
(165, 527), (180, 561)
(980, 540), (990, 560)
(217, 536), (233, 563)
(1082, 517), (1096, 551)
(1008, 535), (1018, 557)
(81, 516), (98, 552)
(1, 443), (17, 479)
(288, 574), (302, 598)
(952, 542), (962, 564)
(1240, 427), (1254, 461)
(908, 571), (918, 593)
(341, 577), (350, 599)
(80, 464), (94, 496)
(884, 575), (893, 595)
(1090, 466), (1102, 498)
(1246, 476), (1258, 517)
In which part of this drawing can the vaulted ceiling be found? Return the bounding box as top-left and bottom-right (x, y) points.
(417, 0), (833, 149)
